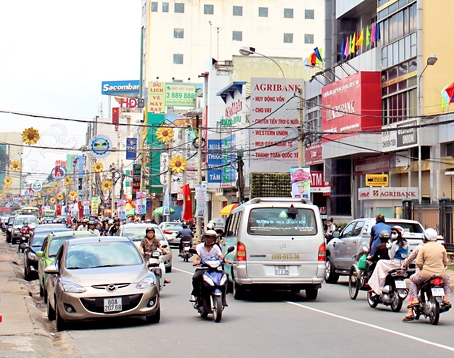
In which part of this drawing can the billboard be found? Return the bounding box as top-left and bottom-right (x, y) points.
(101, 80), (140, 95)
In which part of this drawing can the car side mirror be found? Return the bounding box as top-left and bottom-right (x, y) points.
(35, 251), (43, 258)
(333, 231), (340, 238)
(44, 264), (58, 274)
(20, 243), (30, 250)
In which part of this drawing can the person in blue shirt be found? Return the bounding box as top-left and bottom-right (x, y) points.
(369, 214), (391, 256)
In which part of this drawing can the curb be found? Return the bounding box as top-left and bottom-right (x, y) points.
(24, 296), (51, 338)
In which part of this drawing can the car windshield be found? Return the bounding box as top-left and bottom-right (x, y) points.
(121, 226), (164, 242)
(65, 241), (143, 269)
(247, 208), (318, 236)
(164, 223), (182, 231)
(16, 217), (38, 226)
(48, 236), (84, 257)
(33, 229), (70, 247)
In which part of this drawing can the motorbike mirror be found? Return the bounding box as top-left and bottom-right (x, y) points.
(20, 243), (29, 250)
(227, 246), (235, 254)
(35, 251), (44, 258)
(161, 244), (168, 248)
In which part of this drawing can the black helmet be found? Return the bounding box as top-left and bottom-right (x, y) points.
(146, 227), (155, 233)
(379, 230), (390, 242)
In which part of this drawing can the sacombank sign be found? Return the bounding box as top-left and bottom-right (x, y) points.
(101, 80), (140, 95)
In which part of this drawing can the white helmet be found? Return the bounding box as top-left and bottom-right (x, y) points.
(425, 228), (438, 241)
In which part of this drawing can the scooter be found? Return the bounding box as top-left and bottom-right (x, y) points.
(367, 267), (408, 312)
(190, 246), (234, 323)
(19, 233), (31, 253)
(146, 250), (166, 291)
(179, 239), (193, 262)
(412, 274), (451, 325)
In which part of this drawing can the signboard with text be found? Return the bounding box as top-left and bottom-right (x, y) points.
(358, 187), (418, 200)
(382, 118), (418, 151)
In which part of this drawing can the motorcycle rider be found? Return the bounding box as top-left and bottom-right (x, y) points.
(140, 227), (171, 284)
(403, 228), (451, 322)
(191, 230), (228, 306)
(369, 214), (391, 256)
(368, 226), (408, 297)
(77, 218), (89, 231)
(87, 221), (100, 236)
(177, 223), (194, 254)
(108, 218), (121, 236)
(19, 221), (32, 252)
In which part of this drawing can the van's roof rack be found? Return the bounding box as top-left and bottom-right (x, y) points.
(249, 197), (312, 205)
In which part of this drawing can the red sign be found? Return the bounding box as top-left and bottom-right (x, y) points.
(310, 171), (329, 188)
(322, 72), (382, 142)
(305, 142), (323, 165)
(354, 154), (395, 176)
(118, 97), (138, 108)
(112, 107), (119, 125)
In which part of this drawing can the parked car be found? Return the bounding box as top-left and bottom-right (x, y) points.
(158, 222), (183, 245)
(324, 217), (443, 283)
(5, 216), (16, 242)
(9, 215), (39, 244)
(36, 231), (97, 302)
(45, 236), (161, 330)
(22, 227), (71, 280)
(117, 223), (172, 272)
(1, 216), (10, 232)
(34, 223), (67, 233)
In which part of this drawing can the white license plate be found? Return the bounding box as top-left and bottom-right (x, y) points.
(104, 297), (122, 312)
(395, 280), (407, 289)
(431, 287), (445, 296)
(275, 266), (289, 275)
(184, 246), (190, 251)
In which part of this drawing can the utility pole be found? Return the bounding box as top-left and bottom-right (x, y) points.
(196, 114), (202, 243)
(298, 87), (305, 167)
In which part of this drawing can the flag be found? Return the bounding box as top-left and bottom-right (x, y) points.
(314, 47), (323, 62)
(371, 23), (376, 43)
(310, 52), (317, 66)
(356, 30), (360, 49)
(366, 25), (371, 46)
(351, 33), (356, 53)
(344, 36), (350, 57)
(356, 29), (364, 47)
(181, 184), (193, 223)
(340, 39), (345, 58)
(316, 48), (323, 64)
(374, 22), (380, 42)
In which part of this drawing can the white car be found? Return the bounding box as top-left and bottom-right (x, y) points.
(158, 222), (183, 245)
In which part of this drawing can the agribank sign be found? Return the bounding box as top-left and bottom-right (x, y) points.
(101, 80), (140, 95)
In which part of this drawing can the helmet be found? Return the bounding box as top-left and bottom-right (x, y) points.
(108, 219), (114, 224)
(391, 225), (404, 235)
(379, 230), (390, 242)
(88, 221), (95, 226)
(114, 218), (120, 222)
(23, 221), (28, 225)
(146, 227), (155, 233)
(425, 228), (438, 241)
(204, 230), (217, 238)
(206, 222), (215, 230)
(327, 217), (334, 223)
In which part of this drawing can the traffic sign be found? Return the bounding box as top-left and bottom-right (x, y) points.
(365, 174), (388, 187)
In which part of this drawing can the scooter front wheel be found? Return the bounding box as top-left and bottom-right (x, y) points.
(348, 266), (360, 300)
(212, 295), (223, 323)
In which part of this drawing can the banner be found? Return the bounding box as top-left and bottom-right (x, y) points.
(163, 185), (170, 215)
(290, 167), (311, 199)
(126, 138), (137, 160)
(181, 184), (193, 223)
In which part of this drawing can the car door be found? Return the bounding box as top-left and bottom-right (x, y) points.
(47, 246), (63, 304)
(334, 221), (356, 270)
(344, 220), (366, 268)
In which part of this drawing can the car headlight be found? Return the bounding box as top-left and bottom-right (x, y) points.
(60, 281), (87, 293)
(136, 275), (156, 289)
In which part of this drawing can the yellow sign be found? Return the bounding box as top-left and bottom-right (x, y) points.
(147, 82), (166, 113)
(365, 174), (389, 187)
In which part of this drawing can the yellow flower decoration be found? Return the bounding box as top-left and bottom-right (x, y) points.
(92, 162), (104, 173)
(53, 182), (60, 188)
(4, 177), (12, 185)
(56, 193), (64, 201)
(46, 188), (53, 194)
(2, 185), (10, 193)
(10, 161), (21, 171)
(35, 191), (41, 197)
(0, 193), (5, 200)
(32, 201), (38, 206)
(156, 126), (175, 143)
(102, 180), (112, 191)
(169, 155), (187, 174)
(22, 127), (40, 145)
(68, 190), (78, 200)
(64, 177), (72, 185)
(49, 197), (56, 204)
(38, 199), (43, 205)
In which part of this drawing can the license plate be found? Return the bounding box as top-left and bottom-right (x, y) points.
(431, 287), (445, 296)
(275, 266), (289, 275)
(104, 297), (122, 312)
(395, 280), (406, 289)
(184, 246), (190, 251)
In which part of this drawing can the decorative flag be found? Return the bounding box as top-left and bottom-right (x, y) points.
(371, 23), (376, 43)
(344, 36), (350, 57)
(366, 25), (371, 46)
(310, 52), (317, 66)
(340, 39), (345, 58)
(356, 29), (364, 47)
(374, 22), (380, 42)
(181, 184), (193, 223)
(351, 32), (356, 53)
(314, 47), (323, 62)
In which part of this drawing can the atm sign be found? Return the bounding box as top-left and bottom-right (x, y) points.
(365, 174), (388, 187)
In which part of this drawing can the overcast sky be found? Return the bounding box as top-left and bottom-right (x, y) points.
(0, 1), (141, 179)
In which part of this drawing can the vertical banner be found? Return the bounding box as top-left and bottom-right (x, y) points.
(290, 167), (311, 199)
(126, 138), (137, 160)
(181, 184), (193, 223)
(117, 199), (126, 220)
(91, 197), (100, 215)
(136, 192), (147, 215)
(163, 185), (170, 215)
(112, 107), (120, 125)
(194, 184), (208, 218)
(132, 164), (141, 200)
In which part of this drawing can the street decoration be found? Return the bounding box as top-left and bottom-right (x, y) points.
(53, 182), (60, 188)
(56, 193), (64, 201)
(0, 193), (5, 200)
(49, 197), (56, 204)
(64, 177), (72, 185)
(169, 155), (187, 174)
(10, 160), (21, 171)
(50, 166), (66, 181)
(93, 162), (104, 173)
(102, 179), (112, 191)
(3, 185), (10, 193)
(3, 177), (12, 186)
(68, 190), (77, 200)
(35, 192), (41, 197)
(32, 201), (37, 206)
(441, 82), (454, 110)
(46, 187), (53, 194)
(38, 199), (43, 205)
(22, 127), (40, 145)
(88, 135), (113, 158)
(156, 126), (174, 143)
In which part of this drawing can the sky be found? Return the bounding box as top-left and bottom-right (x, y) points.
(0, 1), (141, 181)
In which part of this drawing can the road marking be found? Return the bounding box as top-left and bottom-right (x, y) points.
(286, 301), (454, 352)
(173, 267), (194, 275)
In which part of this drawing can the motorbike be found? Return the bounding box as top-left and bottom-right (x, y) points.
(190, 246), (234, 323)
(348, 246), (370, 300)
(179, 238), (193, 262)
(411, 274), (451, 325)
(367, 267), (408, 312)
(19, 232), (31, 253)
(146, 250), (166, 291)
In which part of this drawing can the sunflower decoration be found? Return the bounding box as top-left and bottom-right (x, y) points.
(10, 160), (21, 171)
(2, 185), (10, 193)
(156, 126), (175, 143)
(32, 201), (38, 206)
(3, 177), (12, 186)
(22, 127), (40, 145)
(53, 182), (60, 189)
(92, 162), (104, 173)
(0, 193), (5, 200)
(38, 199), (43, 205)
(46, 187), (53, 194)
(56, 193), (64, 201)
(35, 191), (41, 197)
(169, 155), (187, 174)
(64, 177), (72, 185)
(68, 190), (78, 200)
(49, 197), (56, 204)
(101, 179), (113, 191)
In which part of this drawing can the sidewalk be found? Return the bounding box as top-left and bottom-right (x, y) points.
(0, 236), (78, 358)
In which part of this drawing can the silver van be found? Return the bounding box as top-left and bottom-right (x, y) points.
(221, 197), (326, 300)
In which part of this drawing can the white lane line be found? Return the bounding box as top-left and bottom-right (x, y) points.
(173, 267), (194, 275)
(286, 301), (454, 352)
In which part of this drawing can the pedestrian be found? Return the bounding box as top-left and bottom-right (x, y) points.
(324, 217), (336, 241)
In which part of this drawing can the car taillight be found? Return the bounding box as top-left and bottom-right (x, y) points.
(237, 242), (246, 261)
(318, 243), (326, 261)
(163, 230), (172, 234)
(432, 277), (443, 286)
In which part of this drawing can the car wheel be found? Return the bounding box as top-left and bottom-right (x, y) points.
(39, 282), (44, 297)
(325, 256), (339, 283)
(43, 284), (48, 304)
(55, 302), (66, 331)
(146, 306), (160, 324)
(47, 298), (56, 321)
(165, 266), (172, 273)
(24, 264), (31, 281)
(6, 234), (11, 243)
(305, 288), (318, 300)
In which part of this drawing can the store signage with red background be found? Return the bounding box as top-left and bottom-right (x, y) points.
(310, 171), (330, 193)
(305, 142), (323, 165)
(322, 72), (382, 142)
(354, 154), (395, 176)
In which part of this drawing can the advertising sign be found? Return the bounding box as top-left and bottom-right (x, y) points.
(51, 166), (67, 181)
(290, 167), (311, 199)
(165, 84), (196, 106)
(221, 134), (236, 187)
(354, 154), (395, 176)
(305, 142), (323, 165)
(310, 171), (330, 193)
(365, 174), (389, 187)
(322, 72), (382, 142)
(88, 135), (113, 159)
(250, 78), (302, 172)
(207, 140), (222, 184)
(148, 82), (166, 113)
(358, 187), (418, 200)
(101, 80), (140, 95)
(382, 119), (418, 152)
(31, 181), (42, 191)
(126, 138), (137, 160)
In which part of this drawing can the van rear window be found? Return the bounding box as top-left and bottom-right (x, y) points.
(247, 208), (317, 236)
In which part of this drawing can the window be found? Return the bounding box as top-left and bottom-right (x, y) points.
(174, 3), (184, 13)
(233, 6), (243, 16)
(304, 34), (314, 44)
(283, 33), (293, 43)
(204, 4), (214, 15)
(173, 54), (183, 64)
(151, 2), (158, 12)
(162, 2), (169, 12)
(232, 31), (242, 41)
(174, 28), (184, 39)
(258, 7), (268, 17)
(305, 9), (314, 19)
(284, 8), (293, 18)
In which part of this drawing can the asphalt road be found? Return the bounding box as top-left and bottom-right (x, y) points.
(55, 248), (454, 358)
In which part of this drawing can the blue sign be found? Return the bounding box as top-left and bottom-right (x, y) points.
(222, 134), (237, 184)
(101, 80), (140, 95)
(89, 135), (113, 158)
(126, 138), (137, 160)
(207, 140), (222, 183)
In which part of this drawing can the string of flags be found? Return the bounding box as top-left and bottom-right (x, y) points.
(303, 47), (323, 70)
(341, 22), (380, 58)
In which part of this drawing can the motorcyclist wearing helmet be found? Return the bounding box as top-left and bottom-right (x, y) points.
(368, 230), (391, 262)
(77, 218), (89, 231)
(140, 227), (171, 284)
(87, 221), (100, 236)
(19, 221), (32, 252)
(368, 226), (408, 297)
(403, 228), (451, 322)
(108, 218), (121, 236)
(177, 223), (194, 254)
(369, 214), (391, 256)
